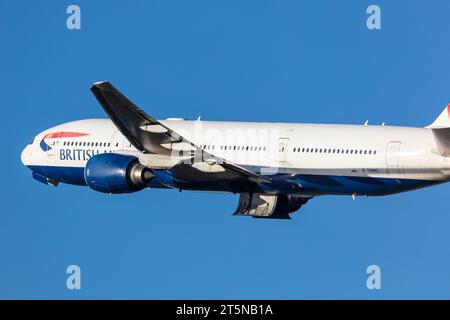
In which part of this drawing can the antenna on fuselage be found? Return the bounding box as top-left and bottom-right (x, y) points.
(364, 120), (369, 125)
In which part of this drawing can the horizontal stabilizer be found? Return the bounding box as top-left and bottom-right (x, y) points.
(428, 104), (450, 156)
(431, 128), (450, 157)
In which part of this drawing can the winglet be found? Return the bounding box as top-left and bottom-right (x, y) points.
(428, 104), (450, 128)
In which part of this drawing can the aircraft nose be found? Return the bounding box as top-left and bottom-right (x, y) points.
(21, 144), (31, 166)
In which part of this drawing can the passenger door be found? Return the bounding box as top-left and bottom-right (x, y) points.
(46, 140), (59, 165)
(385, 141), (402, 168)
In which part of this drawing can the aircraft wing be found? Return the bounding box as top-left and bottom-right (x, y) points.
(90, 81), (270, 184)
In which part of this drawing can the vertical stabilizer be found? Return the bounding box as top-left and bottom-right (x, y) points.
(428, 104), (450, 129)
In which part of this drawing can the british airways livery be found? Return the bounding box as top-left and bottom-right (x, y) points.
(21, 82), (450, 219)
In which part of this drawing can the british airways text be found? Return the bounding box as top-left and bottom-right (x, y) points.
(60, 149), (108, 161)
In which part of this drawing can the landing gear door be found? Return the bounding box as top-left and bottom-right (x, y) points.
(275, 138), (289, 162)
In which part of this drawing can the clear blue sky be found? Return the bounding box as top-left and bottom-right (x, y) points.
(1, 0), (450, 299)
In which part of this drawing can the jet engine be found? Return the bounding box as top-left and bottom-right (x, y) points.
(234, 193), (310, 219)
(84, 153), (154, 194)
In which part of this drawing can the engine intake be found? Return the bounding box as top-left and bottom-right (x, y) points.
(84, 153), (154, 194)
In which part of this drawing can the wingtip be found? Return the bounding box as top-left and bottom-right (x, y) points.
(92, 81), (111, 88)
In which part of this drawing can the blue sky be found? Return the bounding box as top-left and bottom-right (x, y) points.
(1, 0), (450, 299)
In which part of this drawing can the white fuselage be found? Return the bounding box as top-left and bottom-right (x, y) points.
(21, 118), (450, 196)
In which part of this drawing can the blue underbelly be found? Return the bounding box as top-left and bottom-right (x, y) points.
(28, 165), (86, 186)
(27, 165), (440, 195)
(266, 173), (440, 196)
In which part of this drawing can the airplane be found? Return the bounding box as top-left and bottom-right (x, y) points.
(21, 82), (450, 219)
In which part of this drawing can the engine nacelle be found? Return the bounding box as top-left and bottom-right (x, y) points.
(234, 193), (310, 219)
(84, 153), (154, 194)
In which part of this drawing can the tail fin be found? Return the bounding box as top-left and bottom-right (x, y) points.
(428, 104), (450, 156)
(428, 104), (450, 129)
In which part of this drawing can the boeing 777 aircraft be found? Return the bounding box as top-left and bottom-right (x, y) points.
(21, 82), (450, 219)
